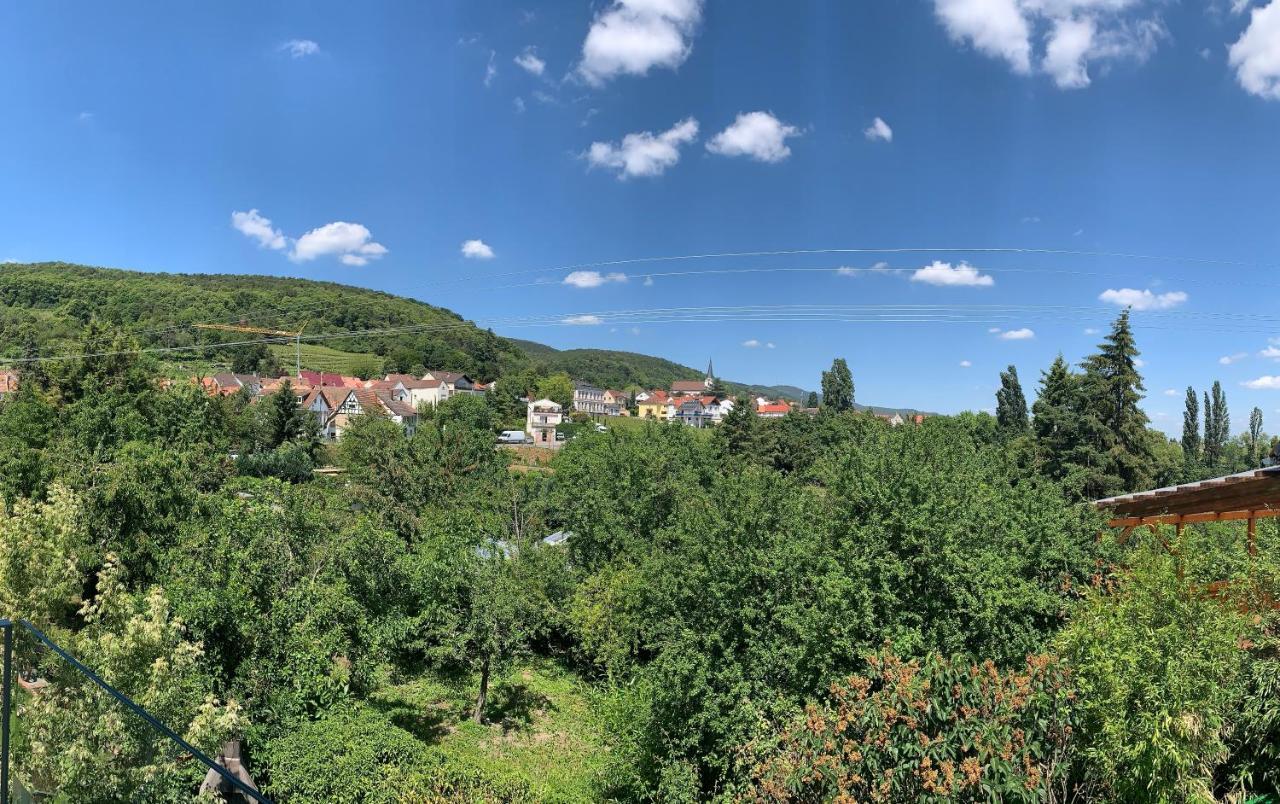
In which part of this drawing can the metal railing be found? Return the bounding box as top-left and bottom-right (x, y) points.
(0, 619), (272, 804)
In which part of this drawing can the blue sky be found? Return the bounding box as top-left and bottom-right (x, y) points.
(3, 0), (1280, 430)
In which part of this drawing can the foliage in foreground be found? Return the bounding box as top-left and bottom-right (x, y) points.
(744, 650), (1076, 803)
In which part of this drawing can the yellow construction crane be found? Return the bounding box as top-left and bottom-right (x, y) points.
(193, 321), (308, 376)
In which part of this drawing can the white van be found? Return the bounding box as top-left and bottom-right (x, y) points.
(498, 430), (529, 444)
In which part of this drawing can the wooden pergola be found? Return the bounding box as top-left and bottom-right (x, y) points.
(1094, 466), (1280, 556)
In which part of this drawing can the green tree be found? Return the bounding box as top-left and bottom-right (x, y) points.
(995, 364), (1029, 434)
(805, 391), (819, 408)
(1031, 355), (1085, 487)
(714, 395), (766, 464)
(1182, 386), (1201, 466)
(1205, 381), (1229, 470)
(1079, 309), (1153, 495)
(262, 378), (313, 450)
(1249, 406), (1264, 465)
(536, 372), (574, 411)
(820, 358), (854, 412)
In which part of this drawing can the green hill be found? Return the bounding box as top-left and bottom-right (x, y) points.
(509, 341), (812, 401)
(0, 262), (819, 399)
(0, 262), (522, 379)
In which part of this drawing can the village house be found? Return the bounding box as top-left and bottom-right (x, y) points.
(757, 401), (791, 418)
(671, 359), (716, 397)
(637, 389), (673, 420)
(425, 370), (485, 397)
(0, 370), (19, 399)
(322, 387), (418, 439)
(525, 398), (563, 446)
(572, 381), (608, 416)
(601, 389), (627, 416)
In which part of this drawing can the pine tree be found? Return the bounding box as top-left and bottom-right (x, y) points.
(805, 391), (819, 409)
(820, 358), (854, 412)
(995, 365), (1030, 434)
(1032, 355), (1084, 486)
(1079, 309), (1152, 495)
(715, 395), (766, 464)
(264, 378), (311, 449)
(1181, 387), (1200, 465)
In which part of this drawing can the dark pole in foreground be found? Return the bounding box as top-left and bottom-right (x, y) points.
(1, 618), (12, 804)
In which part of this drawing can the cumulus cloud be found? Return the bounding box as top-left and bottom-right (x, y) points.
(836, 262), (895, 277)
(1163, 388), (1179, 396)
(1098, 287), (1188, 310)
(563, 270), (628, 288)
(577, 0), (703, 86)
(960, 359), (973, 367)
(1221, 352), (1248, 365)
(910, 261), (995, 287)
(932, 0), (1166, 89)
(585, 117), (699, 179)
(514, 47), (546, 76)
(231, 209), (287, 251)
(280, 39), (320, 58)
(706, 111), (801, 163)
(864, 116), (893, 142)
(461, 239), (495, 259)
(562, 314), (604, 325)
(1243, 375), (1280, 389)
(742, 339), (761, 348)
(1260, 344), (1280, 359)
(1229, 0), (1280, 99)
(999, 328), (1035, 340)
(291, 221), (387, 266)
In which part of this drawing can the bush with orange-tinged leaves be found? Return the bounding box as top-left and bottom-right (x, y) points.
(741, 647), (1076, 803)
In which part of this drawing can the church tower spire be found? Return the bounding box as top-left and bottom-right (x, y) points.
(704, 358), (715, 389)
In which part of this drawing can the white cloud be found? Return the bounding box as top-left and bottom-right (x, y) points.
(291, 221), (387, 266)
(1098, 287), (1188, 310)
(767, 342), (776, 349)
(706, 111), (801, 163)
(1021, 215), (1041, 223)
(585, 117), (699, 179)
(988, 327), (1003, 333)
(562, 314), (603, 326)
(1220, 352), (1248, 364)
(1134, 357), (1145, 368)
(485, 51), (497, 87)
(1260, 345), (1280, 359)
(864, 116), (894, 142)
(932, 0), (1166, 89)
(1163, 388), (1178, 396)
(461, 239), (495, 259)
(514, 47), (546, 76)
(514, 97), (526, 113)
(643, 276), (655, 286)
(1229, 0), (1280, 99)
(1084, 327), (1101, 335)
(836, 262), (895, 277)
(577, 0), (703, 86)
(742, 339), (761, 348)
(231, 209), (287, 251)
(77, 111), (94, 123)
(960, 359), (973, 367)
(280, 39), (320, 58)
(563, 270), (628, 288)
(910, 260), (995, 287)
(629, 326), (641, 335)
(1243, 375), (1280, 390)
(999, 328), (1036, 340)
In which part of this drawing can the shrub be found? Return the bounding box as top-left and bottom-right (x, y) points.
(743, 648), (1076, 802)
(261, 706), (532, 803)
(236, 443), (314, 483)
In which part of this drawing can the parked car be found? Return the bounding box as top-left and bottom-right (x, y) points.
(555, 432), (566, 441)
(497, 430), (529, 444)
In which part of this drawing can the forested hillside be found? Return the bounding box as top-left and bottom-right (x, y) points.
(0, 262), (524, 380)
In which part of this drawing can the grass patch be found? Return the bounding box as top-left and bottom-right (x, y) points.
(371, 660), (609, 803)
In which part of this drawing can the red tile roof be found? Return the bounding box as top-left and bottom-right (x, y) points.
(757, 403), (791, 414)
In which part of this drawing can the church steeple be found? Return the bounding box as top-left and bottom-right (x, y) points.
(704, 358), (715, 389)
